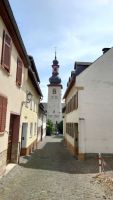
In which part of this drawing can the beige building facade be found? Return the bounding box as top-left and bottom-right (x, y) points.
(37, 103), (46, 143)
(0, 0), (43, 176)
(20, 56), (43, 156)
(0, 0), (30, 175)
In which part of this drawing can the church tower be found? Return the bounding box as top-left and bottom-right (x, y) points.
(47, 52), (62, 126)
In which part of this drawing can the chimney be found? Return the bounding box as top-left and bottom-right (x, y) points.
(102, 48), (110, 54)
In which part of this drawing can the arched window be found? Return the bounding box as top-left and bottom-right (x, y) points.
(53, 88), (56, 94)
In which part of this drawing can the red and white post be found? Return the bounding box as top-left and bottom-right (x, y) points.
(98, 153), (102, 173)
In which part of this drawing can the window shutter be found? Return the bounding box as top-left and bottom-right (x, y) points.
(0, 96), (7, 133)
(1, 31), (12, 72)
(16, 58), (23, 86)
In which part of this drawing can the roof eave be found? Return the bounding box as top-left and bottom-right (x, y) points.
(28, 68), (43, 97)
(63, 76), (76, 99)
(0, 0), (30, 67)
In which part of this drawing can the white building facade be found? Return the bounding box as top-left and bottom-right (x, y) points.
(64, 48), (113, 159)
(77, 48), (113, 158)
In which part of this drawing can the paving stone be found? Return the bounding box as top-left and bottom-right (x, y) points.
(0, 136), (111, 199)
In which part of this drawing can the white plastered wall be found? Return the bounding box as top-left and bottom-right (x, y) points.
(76, 48), (113, 154)
(47, 86), (62, 125)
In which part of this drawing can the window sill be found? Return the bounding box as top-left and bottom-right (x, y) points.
(16, 82), (22, 88)
(0, 64), (10, 76)
(0, 131), (5, 135)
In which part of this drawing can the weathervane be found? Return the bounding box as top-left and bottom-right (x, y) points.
(54, 46), (57, 60)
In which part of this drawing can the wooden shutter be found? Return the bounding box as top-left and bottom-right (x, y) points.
(16, 58), (23, 86)
(0, 96), (7, 133)
(1, 31), (12, 72)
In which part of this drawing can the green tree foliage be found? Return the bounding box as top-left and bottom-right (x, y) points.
(46, 119), (54, 135)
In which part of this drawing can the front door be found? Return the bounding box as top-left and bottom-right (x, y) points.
(21, 123), (28, 149)
(74, 123), (78, 158)
(7, 114), (20, 164)
(7, 115), (14, 163)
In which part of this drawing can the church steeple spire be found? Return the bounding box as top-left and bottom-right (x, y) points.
(55, 47), (57, 60)
(49, 52), (61, 85)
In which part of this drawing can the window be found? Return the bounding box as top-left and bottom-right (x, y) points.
(30, 123), (33, 137)
(33, 101), (35, 112)
(66, 92), (78, 114)
(1, 31), (12, 72)
(25, 101), (28, 108)
(0, 96), (7, 133)
(16, 58), (23, 86)
(76, 92), (78, 109)
(53, 88), (56, 94)
(66, 123), (78, 138)
(34, 123), (37, 135)
(30, 100), (32, 110)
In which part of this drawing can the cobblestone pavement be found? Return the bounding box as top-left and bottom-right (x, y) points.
(0, 136), (112, 200)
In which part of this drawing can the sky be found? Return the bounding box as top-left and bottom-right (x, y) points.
(9, 0), (113, 102)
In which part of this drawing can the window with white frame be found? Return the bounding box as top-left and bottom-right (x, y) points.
(30, 123), (33, 137)
(30, 99), (32, 110)
(36, 103), (38, 113)
(34, 101), (35, 112)
(34, 123), (37, 135)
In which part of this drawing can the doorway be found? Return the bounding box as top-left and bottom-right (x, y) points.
(74, 123), (78, 158)
(7, 114), (20, 163)
(21, 123), (28, 152)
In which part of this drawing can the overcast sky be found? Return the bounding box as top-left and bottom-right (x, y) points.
(9, 0), (113, 102)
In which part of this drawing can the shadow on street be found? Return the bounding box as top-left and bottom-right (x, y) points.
(20, 136), (113, 174)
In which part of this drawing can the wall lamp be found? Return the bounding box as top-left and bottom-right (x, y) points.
(26, 92), (32, 103)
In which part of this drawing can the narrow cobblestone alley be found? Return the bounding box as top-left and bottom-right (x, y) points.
(0, 136), (111, 200)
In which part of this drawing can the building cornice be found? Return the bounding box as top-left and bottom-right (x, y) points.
(63, 75), (76, 99)
(47, 84), (63, 89)
(28, 67), (43, 97)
